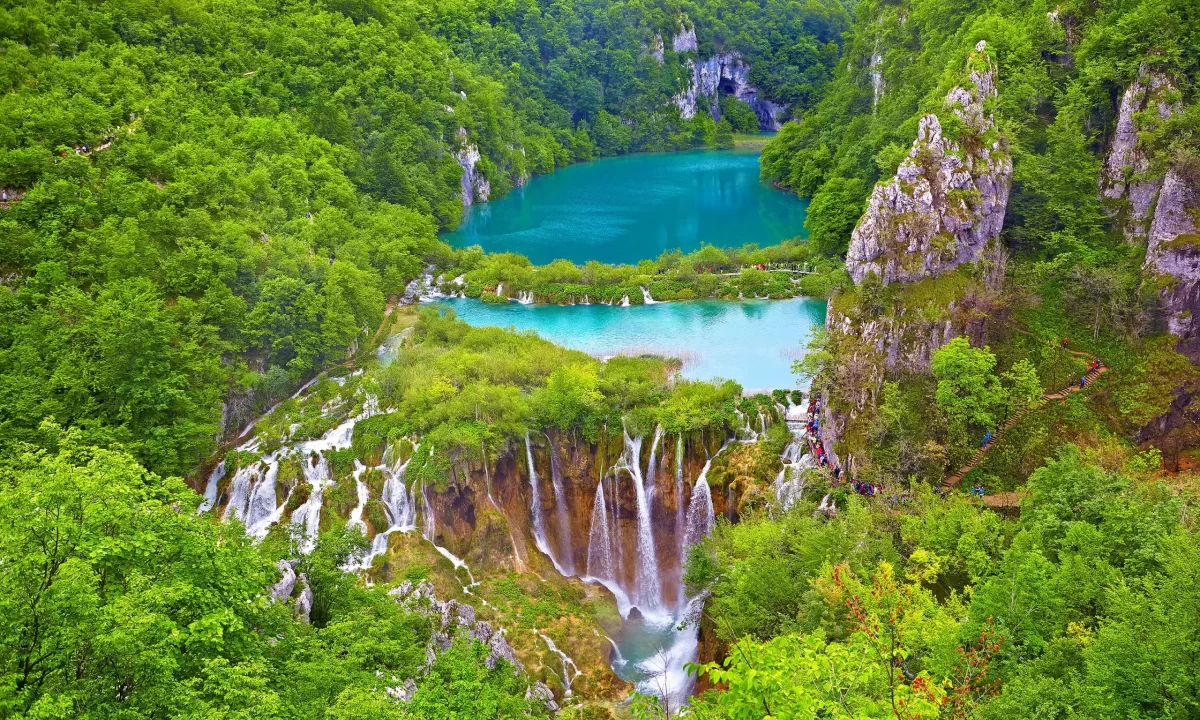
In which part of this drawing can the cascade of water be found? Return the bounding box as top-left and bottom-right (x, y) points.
(291, 455), (331, 553)
(582, 294), (589, 305)
(619, 429), (662, 613)
(382, 457), (417, 530)
(517, 290), (535, 305)
(620, 294), (631, 307)
(537, 632), (582, 697)
(773, 424), (815, 512)
(245, 457), (283, 537)
(646, 425), (663, 497)
(683, 465), (715, 550)
(640, 286), (660, 304)
(610, 465), (623, 584)
(222, 463), (260, 521)
(675, 432), (685, 540)
(544, 433), (575, 575)
(495, 282), (504, 298)
(586, 479), (615, 581)
(198, 460), (226, 514)
(525, 433), (571, 576)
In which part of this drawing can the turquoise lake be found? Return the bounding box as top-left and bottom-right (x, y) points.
(436, 297), (826, 392)
(442, 149), (809, 265)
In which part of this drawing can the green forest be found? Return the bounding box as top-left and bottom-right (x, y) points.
(3, 0), (1200, 717)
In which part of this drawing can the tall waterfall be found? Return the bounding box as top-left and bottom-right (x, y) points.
(619, 430), (662, 613)
(421, 480), (436, 543)
(526, 433), (571, 576)
(586, 480), (615, 581)
(646, 425), (663, 497)
(545, 434), (575, 575)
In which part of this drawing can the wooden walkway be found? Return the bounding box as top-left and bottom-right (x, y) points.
(943, 345), (1107, 489)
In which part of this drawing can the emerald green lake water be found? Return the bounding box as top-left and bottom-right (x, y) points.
(442, 149), (809, 265)
(437, 297), (826, 392)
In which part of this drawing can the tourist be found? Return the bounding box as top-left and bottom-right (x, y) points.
(1062, 337), (1069, 348)
(1080, 376), (1087, 389)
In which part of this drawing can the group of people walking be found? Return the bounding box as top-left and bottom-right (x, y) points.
(804, 390), (877, 497)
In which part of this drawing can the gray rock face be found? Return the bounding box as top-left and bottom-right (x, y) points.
(846, 41), (1011, 286)
(295, 573), (314, 624)
(455, 128), (491, 207)
(673, 52), (785, 131)
(1144, 168), (1200, 361)
(270, 559), (297, 603)
(1101, 65), (1180, 239)
(392, 581), (525, 674)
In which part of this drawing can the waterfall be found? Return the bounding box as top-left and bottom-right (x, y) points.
(683, 465), (715, 550)
(585, 477), (632, 613)
(675, 433), (685, 542)
(382, 457), (417, 531)
(517, 290), (534, 305)
(582, 294), (589, 305)
(774, 424), (814, 512)
(538, 632), (582, 697)
(640, 286), (660, 304)
(619, 430), (662, 613)
(586, 480), (615, 581)
(620, 294), (631, 307)
(245, 457), (283, 537)
(495, 282), (503, 298)
(222, 463), (259, 522)
(646, 425), (663, 497)
(526, 433), (571, 576)
(198, 460), (225, 514)
(291, 455), (331, 553)
(545, 433), (576, 575)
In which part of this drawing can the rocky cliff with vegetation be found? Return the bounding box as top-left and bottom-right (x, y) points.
(845, 42), (1010, 286)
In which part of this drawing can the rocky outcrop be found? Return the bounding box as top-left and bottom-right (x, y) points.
(269, 559), (313, 623)
(455, 128), (491, 207)
(1143, 167), (1200, 361)
(1100, 65), (1180, 239)
(673, 53), (785, 131)
(390, 580), (525, 672)
(386, 580), (559, 712)
(846, 41), (1011, 285)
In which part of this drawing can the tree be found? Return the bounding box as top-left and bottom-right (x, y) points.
(805, 177), (869, 256)
(931, 338), (1007, 448)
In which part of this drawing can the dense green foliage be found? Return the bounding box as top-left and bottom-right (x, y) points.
(762, 0), (1200, 261)
(0, 423), (549, 719)
(438, 239), (849, 303)
(0, 0), (847, 477)
(689, 446), (1200, 719)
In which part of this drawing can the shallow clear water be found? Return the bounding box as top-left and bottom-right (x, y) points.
(437, 297), (826, 393)
(442, 149), (809, 265)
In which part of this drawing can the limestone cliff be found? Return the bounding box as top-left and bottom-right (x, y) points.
(666, 17), (784, 131)
(846, 41), (1011, 285)
(455, 127), (491, 207)
(1100, 65), (1180, 239)
(1143, 167), (1200, 361)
